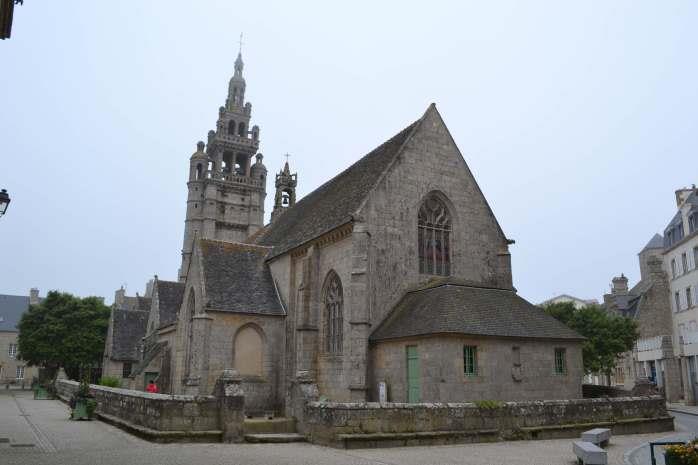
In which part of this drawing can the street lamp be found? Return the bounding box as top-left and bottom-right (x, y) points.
(0, 189), (10, 217)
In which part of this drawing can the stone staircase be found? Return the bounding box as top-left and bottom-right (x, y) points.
(243, 417), (305, 443)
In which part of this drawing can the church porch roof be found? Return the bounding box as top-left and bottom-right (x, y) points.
(370, 280), (584, 343)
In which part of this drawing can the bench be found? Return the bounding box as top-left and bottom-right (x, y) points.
(573, 441), (607, 465)
(581, 428), (611, 447)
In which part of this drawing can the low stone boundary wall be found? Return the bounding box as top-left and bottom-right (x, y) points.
(582, 384), (632, 398)
(303, 396), (673, 448)
(55, 379), (237, 442)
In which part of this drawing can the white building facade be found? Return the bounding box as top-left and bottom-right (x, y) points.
(664, 187), (698, 404)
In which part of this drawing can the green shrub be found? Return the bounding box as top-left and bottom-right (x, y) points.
(474, 400), (504, 409)
(98, 376), (121, 388)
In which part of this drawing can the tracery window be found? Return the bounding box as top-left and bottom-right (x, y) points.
(324, 271), (343, 353)
(418, 194), (452, 276)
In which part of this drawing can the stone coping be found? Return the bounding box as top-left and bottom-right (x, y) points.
(57, 379), (215, 402)
(307, 396), (664, 409)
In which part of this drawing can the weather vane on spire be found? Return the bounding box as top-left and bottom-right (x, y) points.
(238, 33), (244, 54)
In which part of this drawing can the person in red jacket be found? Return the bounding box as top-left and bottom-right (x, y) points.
(146, 380), (159, 393)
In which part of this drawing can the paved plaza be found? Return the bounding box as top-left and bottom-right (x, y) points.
(0, 390), (693, 465)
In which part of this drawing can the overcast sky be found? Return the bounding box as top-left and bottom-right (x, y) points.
(1, 1), (697, 305)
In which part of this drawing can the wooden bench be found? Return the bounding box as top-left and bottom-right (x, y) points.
(581, 428), (611, 447)
(573, 441), (607, 465)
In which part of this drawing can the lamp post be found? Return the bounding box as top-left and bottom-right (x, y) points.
(0, 189), (11, 217)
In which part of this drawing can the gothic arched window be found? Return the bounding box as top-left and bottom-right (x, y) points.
(418, 194), (452, 276)
(238, 122), (246, 137)
(324, 271), (343, 353)
(228, 120), (236, 135)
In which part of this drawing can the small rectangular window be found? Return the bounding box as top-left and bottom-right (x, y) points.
(16, 366), (25, 379)
(676, 292), (682, 312)
(463, 345), (478, 376)
(683, 253), (689, 274)
(8, 343), (17, 358)
(512, 346), (521, 366)
(688, 288), (694, 309)
(554, 348), (567, 375)
(122, 362), (132, 378)
(672, 259), (677, 278)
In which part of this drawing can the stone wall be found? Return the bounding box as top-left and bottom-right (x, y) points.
(55, 379), (228, 442)
(206, 312), (284, 413)
(362, 106), (513, 329)
(302, 396), (672, 448)
(371, 336), (583, 402)
(582, 383), (631, 398)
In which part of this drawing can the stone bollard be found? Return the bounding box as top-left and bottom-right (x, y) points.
(215, 369), (245, 443)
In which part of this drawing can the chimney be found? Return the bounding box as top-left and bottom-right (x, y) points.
(611, 274), (629, 295)
(145, 278), (155, 298)
(114, 286), (125, 308)
(675, 185), (696, 207)
(29, 288), (40, 305)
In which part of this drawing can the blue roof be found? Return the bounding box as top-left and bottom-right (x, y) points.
(0, 294), (30, 332)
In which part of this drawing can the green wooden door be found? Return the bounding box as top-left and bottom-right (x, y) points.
(406, 345), (421, 403)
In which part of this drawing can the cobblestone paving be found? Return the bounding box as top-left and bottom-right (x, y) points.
(0, 391), (679, 465)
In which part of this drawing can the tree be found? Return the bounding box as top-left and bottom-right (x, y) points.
(543, 302), (638, 384)
(17, 291), (110, 380)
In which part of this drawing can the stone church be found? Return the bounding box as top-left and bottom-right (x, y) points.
(106, 51), (584, 413)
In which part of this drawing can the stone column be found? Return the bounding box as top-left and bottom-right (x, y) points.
(291, 370), (319, 434)
(215, 369), (245, 443)
(295, 247), (319, 379)
(185, 313), (213, 395)
(348, 222), (370, 401)
(682, 357), (695, 405)
(663, 357), (683, 403)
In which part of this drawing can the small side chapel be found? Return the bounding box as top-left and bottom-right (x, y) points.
(114, 51), (584, 415)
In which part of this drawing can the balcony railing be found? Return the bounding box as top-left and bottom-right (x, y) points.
(215, 133), (259, 148)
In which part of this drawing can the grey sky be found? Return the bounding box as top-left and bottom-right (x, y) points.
(1, 1), (697, 305)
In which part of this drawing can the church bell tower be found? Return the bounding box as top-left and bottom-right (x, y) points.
(179, 50), (267, 281)
(271, 160), (297, 222)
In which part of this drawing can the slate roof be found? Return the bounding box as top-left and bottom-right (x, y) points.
(111, 309), (149, 361)
(156, 280), (184, 328)
(0, 294), (30, 332)
(199, 239), (285, 315)
(370, 281), (584, 342)
(641, 233), (664, 252)
(256, 120), (418, 258)
(118, 296), (152, 312)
